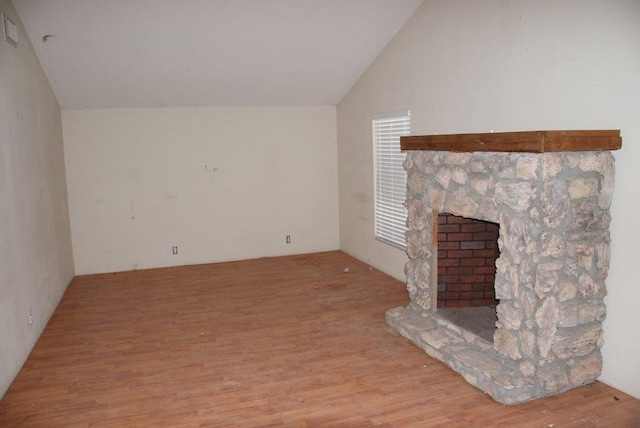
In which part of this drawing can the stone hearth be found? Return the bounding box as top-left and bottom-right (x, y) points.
(386, 130), (620, 404)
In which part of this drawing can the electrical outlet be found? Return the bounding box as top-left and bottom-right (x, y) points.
(28, 310), (33, 326)
(286, 235), (291, 244)
(172, 246), (178, 255)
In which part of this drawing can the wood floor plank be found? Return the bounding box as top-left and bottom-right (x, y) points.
(1, 251), (638, 426)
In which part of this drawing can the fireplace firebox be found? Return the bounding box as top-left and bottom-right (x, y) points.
(386, 130), (621, 404)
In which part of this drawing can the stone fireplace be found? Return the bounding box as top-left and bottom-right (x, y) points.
(386, 130), (621, 404)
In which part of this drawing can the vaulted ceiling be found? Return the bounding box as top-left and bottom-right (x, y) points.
(13, 0), (423, 108)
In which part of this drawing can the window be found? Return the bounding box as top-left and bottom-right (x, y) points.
(373, 110), (410, 249)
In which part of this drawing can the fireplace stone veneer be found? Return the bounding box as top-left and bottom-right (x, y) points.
(386, 130), (620, 404)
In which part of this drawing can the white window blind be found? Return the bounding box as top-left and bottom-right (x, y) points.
(373, 110), (410, 250)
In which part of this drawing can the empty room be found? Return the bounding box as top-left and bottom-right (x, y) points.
(1, 0), (639, 425)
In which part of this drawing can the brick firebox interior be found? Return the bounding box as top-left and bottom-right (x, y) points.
(437, 213), (500, 308)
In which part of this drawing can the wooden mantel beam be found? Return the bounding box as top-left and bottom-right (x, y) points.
(400, 130), (621, 153)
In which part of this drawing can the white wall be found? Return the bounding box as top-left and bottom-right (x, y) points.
(337, 0), (640, 398)
(0, 0), (74, 397)
(63, 106), (339, 274)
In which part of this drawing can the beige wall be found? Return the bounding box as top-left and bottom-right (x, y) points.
(0, 0), (74, 397)
(337, 0), (640, 398)
(63, 106), (339, 274)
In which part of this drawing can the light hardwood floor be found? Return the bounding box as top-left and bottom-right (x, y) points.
(1, 251), (638, 426)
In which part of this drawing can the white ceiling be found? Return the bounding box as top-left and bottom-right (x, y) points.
(13, 0), (423, 109)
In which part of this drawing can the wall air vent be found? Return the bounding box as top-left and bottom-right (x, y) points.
(3, 13), (17, 46)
